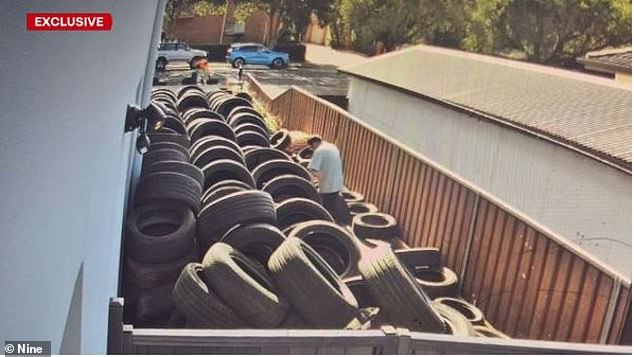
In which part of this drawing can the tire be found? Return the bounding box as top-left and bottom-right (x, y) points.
(173, 263), (249, 328)
(141, 161), (204, 189)
(352, 213), (398, 240)
(358, 248), (446, 333)
(197, 190), (276, 250)
(135, 284), (174, 325)
(227, 107), (262, 123)
(431, 301), (475, 337)
(157, 115), (187, 135)
(394, 247), (442, 271)
(156, 57), (168, 72)
(342, 190), (364, 203)
(297, 146), (313, 160)
(235, 92), (252, 103)
(276, 197), (334, 231)
(244, 147), (291, 171)
(343, 275), (378, 308)
(201, 159), (255, 191)
(214, 97), (252, 119)
(201, 243), (289, 327)
(190, 135), (243, 160)
(182, 109), (225, 125)
(287, 220), (361, 278)
(473, 322), (510, 338)
(272, 58), (284, 69)
(268, 237), (359, 328)
(201, 185), (249, 208)
(177, 85), (205, 98)
(220, 223), (286, 266)
(270, 129), (291, 151)
(134, 172), (202, 213)
(148, 132), (191, 149)
(412, 266), (458, 299)
(278, 310), (309, 328)
(202, 179), (254, 206)
(232, 58), (245, 68)
(347, 202), (378, 216)
(126, 249), (197, 289)
(236, 130), (270, 148)
(125, 205), (197, 264)
(177, 92), (209, 112)
(141, 148), (189, 173)
(152, 88), (176, 101)
(252, 159), (311, 189)
(262, 175), (320, 203)
(147, 141), (189, 158)
(228, 113), (267, 131)
(189, 119), (236, 144)
(234, 122), (270, 138)
(192, 146), (245, 169)
(434, 297), (485, 326)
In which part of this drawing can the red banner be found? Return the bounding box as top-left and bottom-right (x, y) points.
(26, 13), (112, 31)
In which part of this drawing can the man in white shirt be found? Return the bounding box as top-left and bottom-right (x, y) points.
(307, 135), (351, 225)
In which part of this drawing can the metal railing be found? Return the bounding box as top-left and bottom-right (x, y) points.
(246, 74), (631, 345)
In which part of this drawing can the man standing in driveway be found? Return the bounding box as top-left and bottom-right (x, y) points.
(307, 135), (352, 225)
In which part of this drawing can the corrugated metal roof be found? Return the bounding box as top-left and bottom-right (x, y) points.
(578, 48), (632, 72)
(340, 45), (632, 171)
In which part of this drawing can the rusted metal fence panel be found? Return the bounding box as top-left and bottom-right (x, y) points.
(247, 82), (632, 345)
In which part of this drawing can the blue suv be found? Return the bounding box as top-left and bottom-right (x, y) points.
(226, 43), (290, 69)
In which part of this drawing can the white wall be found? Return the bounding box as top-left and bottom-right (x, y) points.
(349, 78), (632, 278)
(0, 1), (163, 353)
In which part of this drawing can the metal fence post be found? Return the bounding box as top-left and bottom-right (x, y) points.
(458, 194), (481, 294)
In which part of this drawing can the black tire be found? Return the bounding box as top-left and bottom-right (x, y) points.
(244, 147), (291, 171)
(343, 275), (378, 308)
(177, 92), (209, 112)
(358, 248), (446, 333)
(126, 249), (197, 289)
(135, 284), (174, 325)
(394, 247), (442, 271)
(272, 58), (284, 69)
(236, 130), (270, 148)
(268, 238), (359, 328)
(276, 197), (334, 231)
(220, 223), (286, 266)
(177, 85), (205, 98)
(234, 122), (270, 138)
(235, 92), (253, 103)
(156, 57), (168, 72)
(270, 129), (291, 151)
(215, 97), (252, 119)
(228, 112), (268, 131)
(252, 159), (311, 189)
(125, 205), (197, 264)
(141, 161), (204, 189)
(201, 185), (249, 208)
(352, 213), (398, 240)
(157, 115), (187, 135)
(262, 175), (321, 204)
(189, 119), (236, 144)
(342, 190), (364, 203)
(278, 310), (309, 328)
(147, 141), (189, 158)
(148, 132), (191, 149)
(202, 179), (254, 205)
(232, 57), (245, 68)
(297, 146), (313, 160)
(201, 159), (255, 191)
(348, 202), (378, 216)
(190, 135), (243, 160)
(173, 263), (249, 328)
(431, 301), (475, 337)
(434, 297), (485, 326)
(287, 220), (361, 278)
(141, 148), (189, 173)
(201, 243), (289, 327)
(134, 172), (202, 214)
(192, 146), (245, 169)
(412, 266), (458, 299)
(182, 109), (225, 125)
(197, 190), (276, 250)
(227, 106), (261, 122)
(152, 88), (176, 100)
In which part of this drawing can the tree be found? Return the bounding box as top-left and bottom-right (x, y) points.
(496, 0), (632, 64)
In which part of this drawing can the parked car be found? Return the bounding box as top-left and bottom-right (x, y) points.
(226, 43), (290, 69)
(156, 42), (207, 71)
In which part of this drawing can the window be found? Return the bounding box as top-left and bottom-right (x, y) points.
(160, 43), (177, 51)
(177, 43), (188, 51)
(240, 46), (258, 52)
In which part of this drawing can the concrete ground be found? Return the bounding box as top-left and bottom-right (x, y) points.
(153, 44), (369, 98)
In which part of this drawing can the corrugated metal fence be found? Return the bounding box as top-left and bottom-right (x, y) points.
(247, 75), (631, 345)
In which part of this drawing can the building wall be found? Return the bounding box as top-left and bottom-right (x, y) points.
(348, 78), (632, 278)
(168, 9), (269, 45)
(0, 0), (162, 353)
